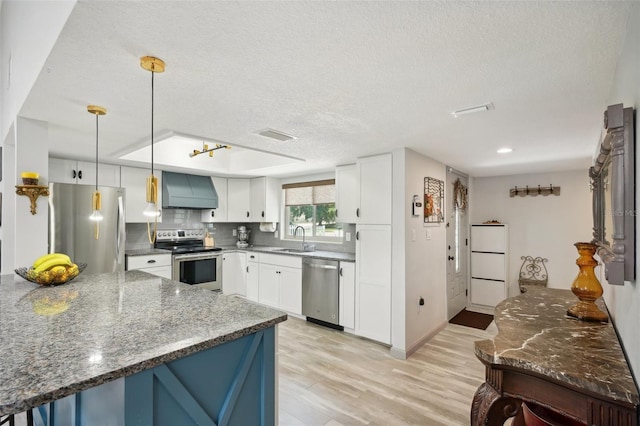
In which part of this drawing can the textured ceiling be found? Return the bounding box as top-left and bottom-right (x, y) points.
(19, 1), (632, 177)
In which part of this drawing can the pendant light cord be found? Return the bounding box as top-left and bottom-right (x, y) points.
(95, 114), (99, 190)
(151, 69), (155, 176)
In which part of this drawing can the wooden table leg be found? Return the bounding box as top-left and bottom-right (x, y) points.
(471, 382), (523, 426)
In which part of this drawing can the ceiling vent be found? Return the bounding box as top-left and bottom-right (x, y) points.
(256, 128), (297, 142)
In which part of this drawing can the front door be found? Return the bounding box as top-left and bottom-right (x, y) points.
(446, 169), (469, 320)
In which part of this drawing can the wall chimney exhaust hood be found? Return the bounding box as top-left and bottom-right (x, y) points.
(162, 171), (218, 209)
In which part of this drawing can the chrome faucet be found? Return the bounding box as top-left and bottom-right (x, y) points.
(294, 226), (306, 251)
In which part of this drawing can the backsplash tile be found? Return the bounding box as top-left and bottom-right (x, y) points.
(126, 209), (355, 254)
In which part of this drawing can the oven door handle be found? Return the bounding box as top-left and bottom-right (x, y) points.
(174, 254), (221, 262)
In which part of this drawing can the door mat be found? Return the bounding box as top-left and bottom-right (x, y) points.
(449, 309), (494, 330)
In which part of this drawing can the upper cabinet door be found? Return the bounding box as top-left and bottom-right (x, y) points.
(202, 176), (228, 223)
(335, 164), (359, 224)
(49, 158), (80, 184)
(250, 177), (280, 222)
(358, 153), (392, 225)
(227, 178), (251, 222)
(120, 166), (163, 223)
(77, 161), (120, 187)
(49, 158), (120, 187)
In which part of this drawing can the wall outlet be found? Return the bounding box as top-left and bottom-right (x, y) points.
(345, 232), (351, 242)
(426, 229), (432, 240)
(232, 229), (237, 237)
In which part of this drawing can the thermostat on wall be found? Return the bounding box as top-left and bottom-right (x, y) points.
(412, 195), (422, 217)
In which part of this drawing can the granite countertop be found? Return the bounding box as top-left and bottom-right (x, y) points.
(126, 246), (355, 262)
(0, 270), (286, 416)
(475, 288), (639, 406)
(221, 245), (356, 262)
(125, 248), (172, 256)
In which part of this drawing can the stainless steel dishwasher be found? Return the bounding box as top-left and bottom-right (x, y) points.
(302, 257), (342, 329)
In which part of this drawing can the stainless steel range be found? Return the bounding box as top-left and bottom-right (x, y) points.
(155, 229), (222, 291)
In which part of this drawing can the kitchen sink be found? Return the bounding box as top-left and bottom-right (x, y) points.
(275, 248), (311, 254)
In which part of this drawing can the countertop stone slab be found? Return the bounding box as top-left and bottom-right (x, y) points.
(475, 288), (639, 406)
(0, 270), (286, 416)
(124, 248), (172, 256)
(220, 245), (356, 262)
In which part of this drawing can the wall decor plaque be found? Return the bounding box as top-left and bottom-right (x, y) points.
(424, 177), (444, 224)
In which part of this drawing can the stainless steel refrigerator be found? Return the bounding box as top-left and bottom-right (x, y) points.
(49, 183), (126, 274)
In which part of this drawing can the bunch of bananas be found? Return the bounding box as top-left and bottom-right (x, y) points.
(27, 253), (80, 285)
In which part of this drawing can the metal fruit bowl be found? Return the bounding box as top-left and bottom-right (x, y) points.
(15, 263), (87, 286)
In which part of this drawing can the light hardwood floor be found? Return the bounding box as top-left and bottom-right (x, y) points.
(278, 317), (497, 426)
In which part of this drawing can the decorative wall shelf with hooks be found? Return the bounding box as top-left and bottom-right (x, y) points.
(509, 185), (560, 198)
(15, 185), (49, 214)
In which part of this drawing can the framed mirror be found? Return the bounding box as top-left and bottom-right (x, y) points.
(590, 104), (635, 285)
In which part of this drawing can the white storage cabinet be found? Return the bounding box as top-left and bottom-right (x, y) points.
(49, 158), (120, 187)
(335, 164), (359, 224)
(245, 252), (260, 302)
(257, 253), (302, 315)
(227, 178), (251, 222)
(339, 261), (356, 330)
(469, 224), (509, 313)
(120, 166), (163, 223)
(355, 224), (391, 344)
(250, 177), (280, 222)
(222, 251), (247, 296)
(126, 254), (172, 279)
(201, 177), (228, 223)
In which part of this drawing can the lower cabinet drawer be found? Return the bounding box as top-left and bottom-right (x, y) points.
(127, 254), (172, 270)
(470, 278), (506, 307)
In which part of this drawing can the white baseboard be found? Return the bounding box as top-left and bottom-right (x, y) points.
(389, 320), (448, 360)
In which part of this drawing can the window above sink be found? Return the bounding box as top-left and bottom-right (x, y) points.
(282, 179), (343, 243)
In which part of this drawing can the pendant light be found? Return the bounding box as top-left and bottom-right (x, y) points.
(140, 56), (165, 243)
(87, 105), (106, 224)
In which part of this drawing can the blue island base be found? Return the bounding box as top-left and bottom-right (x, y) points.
(32, 328), (276, 426)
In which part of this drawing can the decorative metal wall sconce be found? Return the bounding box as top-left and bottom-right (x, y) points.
(509, 185), (561, 198)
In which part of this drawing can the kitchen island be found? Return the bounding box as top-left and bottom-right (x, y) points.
(0, 270), (286, 425)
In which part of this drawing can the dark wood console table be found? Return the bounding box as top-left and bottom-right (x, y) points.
(471, 288), (639, 425)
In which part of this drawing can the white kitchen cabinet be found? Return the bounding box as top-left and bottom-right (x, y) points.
(335, 164), (359, 224)
(357, 153), (392, 225)
(245, 252), (260, 302)
(278, 266), (302, 315)
(469, 224), (509, 313)
(49, 158), (120, 187)
(256, 253), (302, 315)
(222, 251), (246, 296)
(227, 178), (251, 222)
(120, 166), (163, 223)
(258, 263), (280, 309)
(201, 177), (228, 223)
(355, 224), (391, 344)
(126, 253), (172, 279)
(250, 177), (280, 222)
(339, 261), (356, 329)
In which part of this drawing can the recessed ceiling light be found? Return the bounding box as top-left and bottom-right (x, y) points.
(451, 103), (494, 118)
(255, 128), (297, 142)
(497, 147), (513, 154)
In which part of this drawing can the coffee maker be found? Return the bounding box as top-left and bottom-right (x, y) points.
(236, 225), (251, 248)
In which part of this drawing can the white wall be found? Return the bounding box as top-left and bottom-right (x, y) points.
(0, 0), (76, 141)
(395, 148), (448, 355)
(14, 117), (49, 268)
(602, 2), (640, 378)
(471, 170), (592, 295)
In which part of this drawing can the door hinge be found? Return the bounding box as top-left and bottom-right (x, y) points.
(465, 289), (468, 296)
(465, 238), (468, 246)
